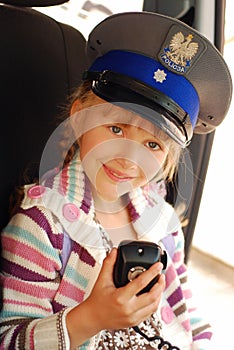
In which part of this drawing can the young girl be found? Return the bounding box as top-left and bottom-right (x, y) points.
(0, 11), (232, 350)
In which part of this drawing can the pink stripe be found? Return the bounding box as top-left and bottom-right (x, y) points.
(2, 236), (59, 272)
(165, 264), (177, 288)
(4, 298), (51, 313)
(59, 166), (69, 195)
(4, 277), (56, 298)
(183, 289), (192, 299)
(30, 324), (36, 350)
(182, 319), (191, 332)
(188, 307), (196, 313)
(173, 251), (182, 263)
(58, 280), (85, 303)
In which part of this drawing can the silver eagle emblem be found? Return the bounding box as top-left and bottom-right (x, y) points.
(166, 32), (199, 67)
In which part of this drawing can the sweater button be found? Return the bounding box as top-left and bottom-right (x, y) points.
(161, 306), (174, 324)
(63, 203), (79, 222)
(27, 185), (46, 199)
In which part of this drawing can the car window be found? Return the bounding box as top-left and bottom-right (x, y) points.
(34, 0), (144, 38)
(193, 0), (234, 267)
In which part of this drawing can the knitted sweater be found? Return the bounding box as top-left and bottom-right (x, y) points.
(0, 154), (212, 349)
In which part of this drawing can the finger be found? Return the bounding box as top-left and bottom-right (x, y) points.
(131, 273), (165, 313)
(106, 247), (118, 265)
(125, 288), (163, 327)
(150, 273), (166, 293)
(125, 262), (163, 297)
(139, 272), (165, 300)
(96, 248), (117, 286)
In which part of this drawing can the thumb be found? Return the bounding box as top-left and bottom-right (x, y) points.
(98, 248), (117, 285)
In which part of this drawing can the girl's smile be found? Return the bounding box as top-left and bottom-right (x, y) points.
(102, 163), (135, 183)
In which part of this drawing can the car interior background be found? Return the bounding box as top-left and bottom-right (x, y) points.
(0, 0), (87, 232)
(0, 1), (233, 349)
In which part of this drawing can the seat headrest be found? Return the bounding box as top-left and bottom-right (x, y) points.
(1, 0), (68, 6)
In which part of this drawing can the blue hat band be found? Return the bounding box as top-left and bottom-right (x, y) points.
(89, 50), (200, 128)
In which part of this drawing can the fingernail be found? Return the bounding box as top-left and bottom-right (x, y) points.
(157, 262), (163, 271)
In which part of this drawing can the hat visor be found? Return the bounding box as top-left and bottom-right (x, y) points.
(88, 70), (192, 148)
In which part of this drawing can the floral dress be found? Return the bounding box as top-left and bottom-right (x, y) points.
(97, 314), (165, 349)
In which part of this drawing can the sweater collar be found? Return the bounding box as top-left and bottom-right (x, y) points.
(43, 152), (149, 223)
(22, 152), (179, 260)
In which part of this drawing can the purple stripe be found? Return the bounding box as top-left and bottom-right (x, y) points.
(167, 286), (184, 307)
(172, 231), (178, 236)
(177, 264), (187, 275)
(18, 207), (53, 236)
(80, 200), (91, 214)
(52, 300), (64, 313)
(48, 232), (63, 252)
(127, 201), (140, 222)
(9, 321), (28, 349)
(193, 332), (212, 341)
(2, 257), (52, 282)
(41, 167), (59, 188)
(72, 241), (96, 267)
(18, 207), (63, 251)
(44, 175), (55, 189)
(80, 175), (92, 214)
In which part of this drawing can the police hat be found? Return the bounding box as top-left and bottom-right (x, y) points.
(83, 12), (232, 147)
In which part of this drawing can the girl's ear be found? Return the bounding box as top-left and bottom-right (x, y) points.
(70, 99), (82, 116)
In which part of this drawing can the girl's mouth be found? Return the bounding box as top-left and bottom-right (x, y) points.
(102, 164), (134, 183)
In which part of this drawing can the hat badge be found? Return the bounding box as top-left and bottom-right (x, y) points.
(161, 32), (199, 73)
(153, 69), (167, 83)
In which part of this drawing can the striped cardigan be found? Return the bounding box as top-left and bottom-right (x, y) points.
(0, 154), (212, 349)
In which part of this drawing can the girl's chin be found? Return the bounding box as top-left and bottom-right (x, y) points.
(95, 186), (128, 202)
(90, 180), (132, 202)
(89, 187), (125, 213)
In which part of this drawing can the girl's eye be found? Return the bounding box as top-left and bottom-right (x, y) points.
(109, 125), (123, 135)
(146, 141), (160, 150)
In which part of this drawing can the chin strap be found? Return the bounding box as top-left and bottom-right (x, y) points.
(133, 326), (180, 350)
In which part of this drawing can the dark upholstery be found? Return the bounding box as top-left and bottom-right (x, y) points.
(0, 3), (87, 230)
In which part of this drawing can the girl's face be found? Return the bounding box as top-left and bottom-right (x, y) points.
(72, 97), (169, 202)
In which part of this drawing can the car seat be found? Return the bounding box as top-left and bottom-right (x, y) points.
(0, 0), (87, 230)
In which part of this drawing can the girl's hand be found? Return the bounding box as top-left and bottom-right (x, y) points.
(66, 248), (165, 348)
(86, 248), (165, 329)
